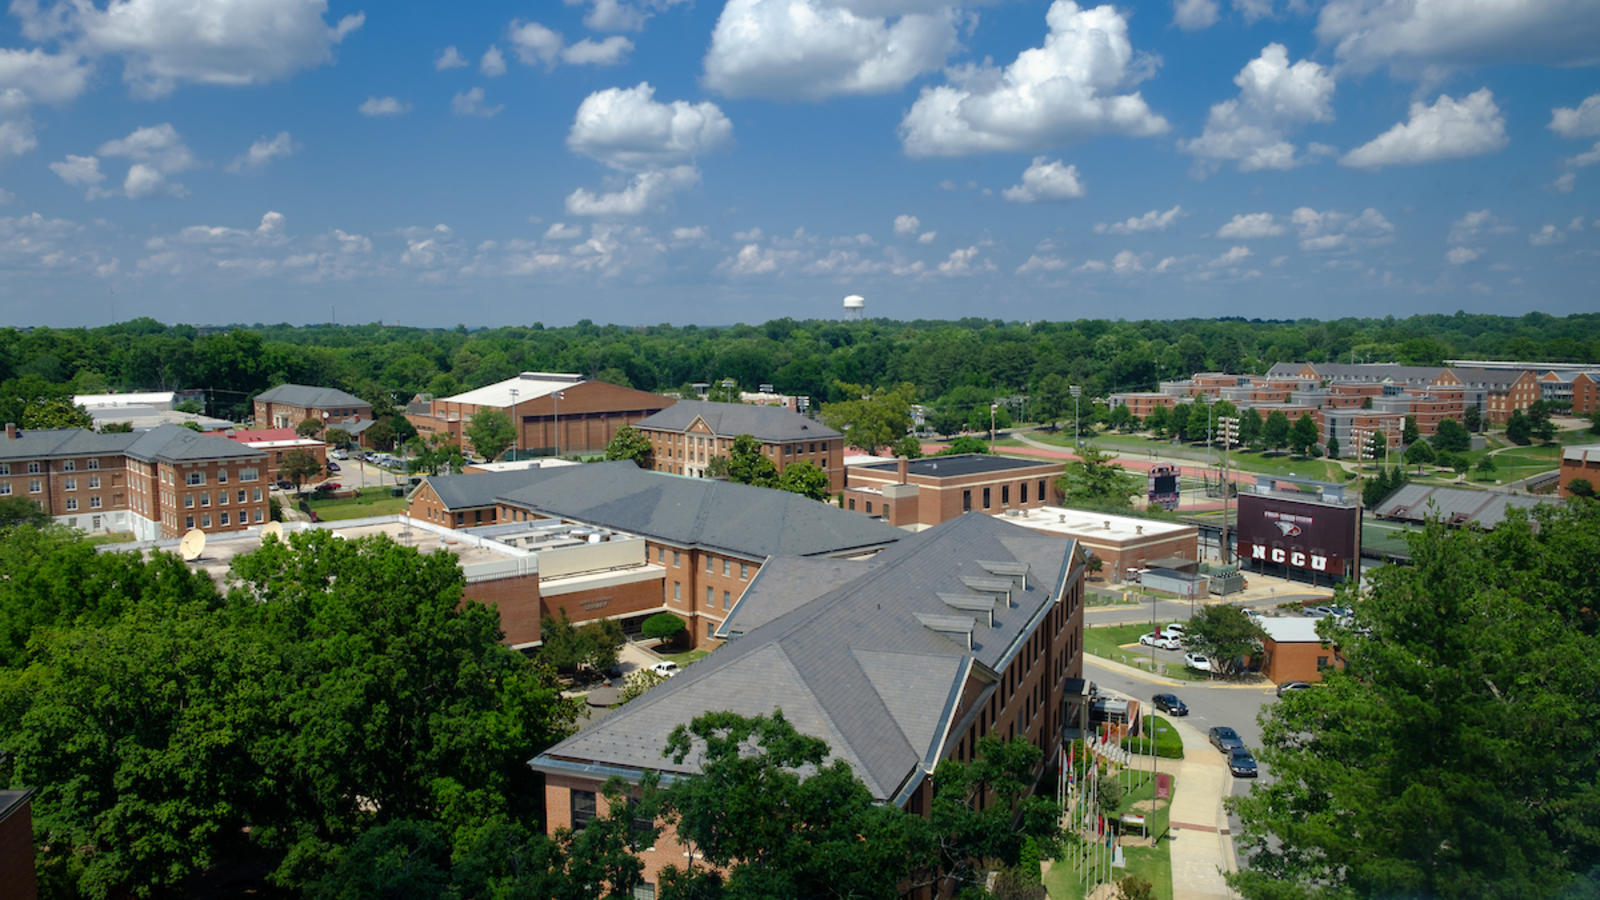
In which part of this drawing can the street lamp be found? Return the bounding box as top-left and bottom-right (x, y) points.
(1218, 416), (1239, 565)
(1070, 384), (1082, 448)
(989, 402), (997, 450)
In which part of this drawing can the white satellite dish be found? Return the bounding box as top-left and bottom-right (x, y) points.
(178, 528), (207, 562)
(261, 521), (284, 542)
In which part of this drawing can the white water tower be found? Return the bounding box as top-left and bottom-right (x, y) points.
(843, 294), (865, 321)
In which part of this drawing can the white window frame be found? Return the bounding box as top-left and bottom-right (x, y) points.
(89, 496), (101, 509)
(65, 497), (78, 511)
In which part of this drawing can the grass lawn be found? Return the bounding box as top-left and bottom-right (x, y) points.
(82, 531), (136, 546)
(1085, 623), (1210, 682)
(303, 486), (409, 521)
(1044, 770), (1175, 900)
(660, 648), (711, 666)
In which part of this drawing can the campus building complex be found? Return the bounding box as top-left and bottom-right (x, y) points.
(406, 373), (670, 459)
(842, 454), (1065, 528)
(634, 399), (846, 493)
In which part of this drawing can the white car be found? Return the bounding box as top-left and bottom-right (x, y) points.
(649, 660), (679, 678)
(1183, 652), (1212, 672)
(1139, 632), (1181, 650)
(1162, 623), (1185, 639)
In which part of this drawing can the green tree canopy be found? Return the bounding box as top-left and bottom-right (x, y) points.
(1262, 410), (1291, 452)
(324, 426), (352, 447)
(277, 448), (323, 491)
(717, 434), (779, 488)
(0, 496), (48, 531)
(641, 612), (686, 643)
(466, 408), (516, 461)
(1230, 501), (1600, 900)
(1289, 413), (1320, 457)
(1431, 417), (1470, 453)
(604, 424), (654, 469)
(295, 416), (324, 439)
(1237, 407), (1264, 449)
(938, 435), (992, 455)
(1401, 414), (1420, 446)
(820, 382), (915, 453)
(1404, 438), (1436, 471)
(1055, 444), (1142, 510)
(1180, 605), (1267, 677)
(1143, 405), (1170, 438)
(776, 460), (830, 501)
(891, 433), (923, 459)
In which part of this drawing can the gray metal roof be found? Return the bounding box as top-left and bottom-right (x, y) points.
(492, 462), (905, 559)
(1445, 367), (1526, 388)
(255, 383), (370, 409)
(2, 424), (261, 464)
(635, 400), (840, 442)
(531, 513), (1077, 802)
(1372, 483), (1543, 529)
(0, 428), (134, 460)
(860, 453), (1055, 478)
(125, 425), (267, 462)
(424, 469), (570, 510)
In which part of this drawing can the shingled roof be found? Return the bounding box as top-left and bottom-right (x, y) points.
(255, 384), (369, 409)
(1, 424), (262, 463)
(635, 400), (840, 442)
(530, 513), (1077, 803)
(1371, 482), (1542, 529)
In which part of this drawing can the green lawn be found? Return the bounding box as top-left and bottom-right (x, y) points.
(82, 531), (137, 546)
(303, 486), (409, 521)
(1085, 623), (1210, 682)
(660, 648), (711, 666)
(1044, 771), (1175, 900)
(1027, 430), (1355, 483)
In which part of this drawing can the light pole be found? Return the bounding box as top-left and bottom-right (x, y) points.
(1352, 427), (1375, 593)
(989, 402), (997, 450)
(1070, 384), (1082, 448)
(508, 387), (519, 462)
(1219, 416), (1238, 564)
(553, 390), (565, 458)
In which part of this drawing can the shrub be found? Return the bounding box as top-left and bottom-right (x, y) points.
(642, 612), (687, 643)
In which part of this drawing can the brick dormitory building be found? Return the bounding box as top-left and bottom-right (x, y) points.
(406, 372), (671, 459)
(633, 399), (847, 493)
(529, 512), (1086, 897)
(1, 422), (271, 539)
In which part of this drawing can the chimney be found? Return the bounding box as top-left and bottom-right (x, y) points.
(4, 422), (14, 439)
(897, 455), (908, 484)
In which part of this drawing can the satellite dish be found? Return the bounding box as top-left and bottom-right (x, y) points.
(178, 528), (207, 562)
(261, 521), (284, 542)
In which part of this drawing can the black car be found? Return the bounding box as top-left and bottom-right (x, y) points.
(325, 461), (340, 473)
(1208, 726), (1244, 753)
(1228, 747), (1259, 778)
(1151, 693), (1188, 716)
(1277, 681), (1311, 697)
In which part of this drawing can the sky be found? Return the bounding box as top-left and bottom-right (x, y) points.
(0, 0), (1597, 329)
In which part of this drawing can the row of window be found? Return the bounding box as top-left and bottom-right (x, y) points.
(182, 488), (263, 508)
(183, 509), (264, 529)
(961, 479), (1050, 512)
(0, 458), (105, 476)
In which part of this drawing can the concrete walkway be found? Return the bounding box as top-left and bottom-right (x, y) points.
(1165, 718), (1240, 900)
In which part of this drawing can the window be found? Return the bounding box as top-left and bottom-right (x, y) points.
(706, 586), (713, 607)
(983, 487), (991, 508)
(723, 590), (731, 609)
(185, 516), (195, 530)
(1039, 479), (1047, 501)
(29, 479), (41, 493)
(63, 460), (75, 471)
(217, 470), (228, 484)
(865, 501), (873, 514)
(64, 477), (76, 491)
(739, 564), (748, 581)
(252, 488), (262, 502)
(0, 483), (8, 495)
(253, 509), (264, 523)
(200, 493), (210, 507)
(220, 512), (230, 526)
(90, 496), (101, 509)
(963, 490), (971, 511)
(184, 494), (194, 508)
(673, 550), (680, 567)
(201, 514), (211, 528)
(219, 491), (228, 504)
(706, 620), (715, 639)
(0, 464), (8, 475)
(656, 546), (664, 563)
(1317, 656), (1330, 670)
(87, 458), (99, 470)
(27, 462), (40, 474)
(66, 498), (78, 511)
(186, 472), (205, 486)
(89, 475), (100, 489)
(632, 883), (656, 900)
(237, 490), (246, 503)
(1021, 482), (1028, 504)
(241, 468), (258, 481)
(570, 790), (597, 830)
(848, 498), (855, 510)
(673, 582), (681, 602)
(706, 556), (713, 573)
(1002, 485), (1010, 505)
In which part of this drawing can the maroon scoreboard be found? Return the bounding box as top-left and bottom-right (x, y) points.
(1236, 492), (1358, 576)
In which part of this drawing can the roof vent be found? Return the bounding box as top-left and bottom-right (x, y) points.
(977, 560), (1029, 591)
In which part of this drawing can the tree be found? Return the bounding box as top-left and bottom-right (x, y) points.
(1167, 403), (1192, 444)
(642, 612), (687, 645)
(467, 408), (515, 462)
(1431, 418), (1470, 453)
(539, 610), (626, 675)
(1401, 415), (1420, 447)
(1404, 439), (1435, 472)
(1325, 435), (1341, 460)
(1237, 407), (1264, 450)
(891, 433), (923, 459)
(1143, 405), (1170, 438)
(927, 407), (965, 439)
(1055, 444), (1142, 510)
(1034, 374), (1070, 429)
(1362, 465), (1406, 508)
(1527, 400), (1558, 444)
(604, 425), (654, 469)
(705, 378), (741, 403)
(1463, 404), (1483, 433)
(278, 448), (323, 492)
(776, 460), (830, 501)
(1289, 414), (1320, 457)
(1229, 502), (1600, 900)
(658, 711), (934, 900)
(1569, 478), (1595, 499)
(99, 421), (133, 433)
(721, 434), (779, 488)
(324, 427), (352, 447)
(0, 496), (48, 530)
(927, 736), (1064, 895)
(296, 417), (324, 439)
(1180, 605), (1266, 677)
(1505, 409), (1533, 445)
(1590, 410), (1600, 436)
(938, 435), (992, 455)
(1108, 404), (1134, 432)
(1262, 410), (1291, 452)
(820, 382), (916, 453)
(1475, 454), (1497, 478)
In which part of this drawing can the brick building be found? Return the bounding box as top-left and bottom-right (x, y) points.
(1, 422), (270, 539)
(635, 399), (846, 492)
(220, 428), (328, 481)
(1000, 505), (1199, 584)
(0, 790), (36, 900)
(842, 454), (1065, 529)
(1105, 392), (1177, 419)
(407, 373), (671, 459)
(1571, 372), (1599, 415)
(1559, 445), (1600, 499)
(529, 513), (1086, 898)
(1436, 367), (1539, 425)
(253, 384), (372, 430)
(1257, 617), (1344, 684)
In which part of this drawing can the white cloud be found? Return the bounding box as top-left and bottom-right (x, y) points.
(937, 245), (995, 276)
(1172, 0), (1219, 30)
(566, 0), (692, 32)
(1002, 157), (1085, 203)
(704, 0), (957, 101)
(894, 214), (920, 235)
(568, 83), (732, 171)
(1095, 205), (1183, 235)
(1342, 89), (1506, 169)
(1112, 249), (1144, 274)
(565, 165), (700, 216)
(1552, 172), (1577, 194)
(1445, 246), (1480, 265)
(1211, 245), (1252, 267)
(18, 0), (364, 98)
(1447, 209), (1510, 244)
(1075, 259), (1109, 273)
(901, 2), (1168, 156)
(1215, 212), (1285, 239)
(509, 20), (633, 68)
(545, 222), (585, 240)
(1567, 142), (1600, 168)
(0, 47), (94, 106)
(1529, 225), (1565, 246)
(1181, 44), (1335, 173)
(918, 231), (937, 244)
(1016, 254), (1069, 275)
(1316, 0), (1600, 74)
(1233, 0), (1274, 23)
(435, 46), (468, 70)
(670, 225), (708, 242)
(480, 46), (507, 77)
(226, 131), (296, 173)
(74, 123), (196, 198)
(451, 87), (503, 118)
(1569, 216), (1586, 232)
(1551, 94), (1600, 138)
(358, 96), (410, 117)
(562, 37), (634, 66)
(1291, 205), (1394, 251)
(49, 154), (104, 195)
(0, 120), (37, 159)
(123, 162), (167, 198)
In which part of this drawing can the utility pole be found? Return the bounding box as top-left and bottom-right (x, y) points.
(989, 402), (997, 450)
(1070, 384), (1082, 449)
(1219, 416), (1239, 565)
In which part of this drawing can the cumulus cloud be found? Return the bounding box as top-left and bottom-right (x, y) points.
(1210, 245), (1252, 267)
(1552, 172), (1577, 194)
(1003, 157), (1085, 203)
(0, 47), (94, 106)
(900, 1), (1168, 156)
(49, 153), (104, 196)
(61, 122), (197, 198)
(1172, 0), (1219, 30)
(480, 46), (507, 77)
(1341, 89), (1506, 169)
(509, 19), (633, 68)
(1315, 0), (1600, 74)
(358, 96), (410, 116)
(1291, 205), (1394, 251)
(1528, 225), (1565, 246)
(918, 231), (937, 244)
(565, 166), (700, 216)
(14, 0), (364, 98)
(545, 222), (585, 240)
(703, 0), (957, 101)
(226, 131), (296, 173)
(937, 245), (995, 276)
(451, 87), (503, 118)
(435, 46), (468, 70)
(1095, 205), (1183, 235)
(1446, 209), (1511, 244)
(567, 83), (732, 169)
(1550, 94), (1600, 139)
(1215, 212), (1285, 239)
(1445, 246), (1481, 265)
(1181, 44), (1335, 173)
(1568, 143), (1600, 168)
(0, 121), (37, 159)
(1016, 254), (1069, 275)
(566, 0), (692, 32)
(1112, 250), (1144, 274)
(894, 214), (920, 236)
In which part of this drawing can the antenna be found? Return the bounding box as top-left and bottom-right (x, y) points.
(179, 528), (207, 562)
(261, 521), (284, 542)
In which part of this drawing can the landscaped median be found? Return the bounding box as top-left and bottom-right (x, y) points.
(1084, 622), (1211, 682)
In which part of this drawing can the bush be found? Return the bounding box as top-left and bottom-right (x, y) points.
(1120, 714), (1184, 758)
(642, 612), (687, 643)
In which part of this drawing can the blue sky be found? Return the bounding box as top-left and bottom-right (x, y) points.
(0, 0), (1596, 328)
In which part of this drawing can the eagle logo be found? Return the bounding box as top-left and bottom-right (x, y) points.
(1274, 521), (1302, 537)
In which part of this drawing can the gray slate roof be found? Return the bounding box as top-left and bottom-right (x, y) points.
(531, 513), (1077, 802)
(635, 400), (840, 442)
(255, 383), (369, 409)
(457, 461), (904, 559)
(1372, 482), (1543, 529)
(1446, 367), (1528, 388)
(860, 453), (1054, 478)
(425, 469), (567, 510)
(2, 424), (262, 463)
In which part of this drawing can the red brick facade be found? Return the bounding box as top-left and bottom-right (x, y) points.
(843, 456), (1064, 529)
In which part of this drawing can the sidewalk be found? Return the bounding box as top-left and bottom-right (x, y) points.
(1165, 719), (1240, 900)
